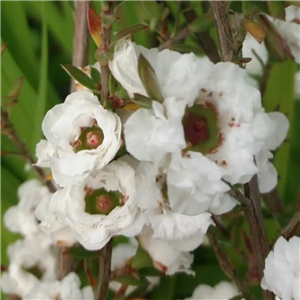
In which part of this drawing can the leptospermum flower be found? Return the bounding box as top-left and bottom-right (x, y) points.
(1, 235), (56, 297)
(4, 179), (50, 238)
(261, 236), (300, 300)
(184, 281), (243, 300)
(36, 90), (122, 187)
(109, 40), (289, 201)
(24, 272), (94, 300)
(36, 160), (144, 250)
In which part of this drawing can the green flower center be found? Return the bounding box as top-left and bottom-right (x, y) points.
(84, 187), (124, 215)
(183, 102), (221, 154)
(72, 123), (104, 152)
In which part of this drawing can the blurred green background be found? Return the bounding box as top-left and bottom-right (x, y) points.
(1, 1), (299, 299)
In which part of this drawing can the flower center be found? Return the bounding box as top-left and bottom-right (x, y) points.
(72, 123), (104, 152)
(183, 102), (221, 154)
(84, 187), (124, 215)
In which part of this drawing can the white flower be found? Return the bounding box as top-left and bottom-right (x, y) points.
(36, 90), (122, 187)
(184, 281), (242, 300)
(261, 236), (300, 300)
(139, 228), (194, 275)
(270, 5), (300, 63)
(24, 272), (94, 300)
(4, 179), (50, 238)
(242, 33), (268, 76)
(130, 158), (214, 251)
(110, 40), (288, 198)
(36, 160), (144, 250)
(1, 235), (56, 297)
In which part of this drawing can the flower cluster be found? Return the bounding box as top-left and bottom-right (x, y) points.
(2, 180), (93, 299)
(31, 36), (289, 278)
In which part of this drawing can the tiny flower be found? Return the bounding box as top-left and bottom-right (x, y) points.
(1, 235), (56, 297)
(4, 179), (50, 238)
(24, 272), (94, 300)
(36, 90), (122, 187)
(36, 160), (144, 250)
(184, 281), (243, 300)
(129, 158), (215, 251)
(261, 236), (300, 300)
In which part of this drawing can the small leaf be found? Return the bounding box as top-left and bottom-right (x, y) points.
(131, 245), (153, 270)
(1, 43), (8, 56)
(138, 54), (164, 103)
(138, 267), (161, 276)
(90, 66), (101, 83)
(123, 102), (141, 111)
(110, 24), (149, 46)
(132, 93), (153, 109)
(245, 19), (267, 43)
(61, 64), (97, 91)
(88, 6), (102, 48)
(109, 73), (117, 96)
(188, 14), (214, 33)
(94, 49), (113, 64)
(114, 275), (149, 287)
(67, 245), (99, 258)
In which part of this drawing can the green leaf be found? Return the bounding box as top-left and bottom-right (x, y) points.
(110, 24), (149, 46)
(32, 2), (48, 148)
(138, 267), (161, 276)
(61, 64), (97, 91)
(67, 245), (99, 258)
(263, 60), (297, 199)
(138, 54), (163, 103)
(113, 275), (149, 287)
(148, 275), (176, 300)
(131, 245), (154, 270)
(188, 14), (214, 33)
(90, 66), (101, 84)
(132, 93), (153, 109)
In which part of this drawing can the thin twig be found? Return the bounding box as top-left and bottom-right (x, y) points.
(1, 109), (56, 193)
(180, 2), (220, 63)
(99, 1), (114, 106)
(207, 228), (254, 300)
(71, 1), (90, 92)
(95, 239), (113, 300)
(158, 26), (190, 51)
(244, 177), (274, 300)
(280, 209), (300, 240)
(210, 1), (234, 62)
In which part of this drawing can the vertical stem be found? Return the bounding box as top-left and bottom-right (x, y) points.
(99, 1), (114, 106)
(58, 0), (90, 280)
(95, 240), (113, 300)
(210, 1), (234, 62)
(71, 0), (90, 92)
